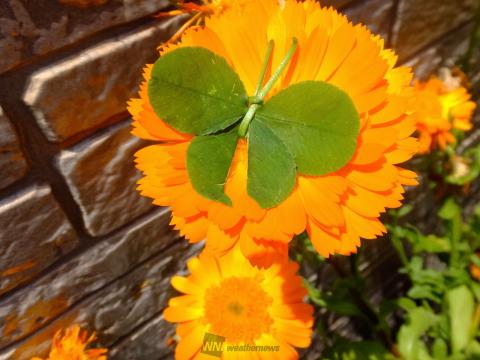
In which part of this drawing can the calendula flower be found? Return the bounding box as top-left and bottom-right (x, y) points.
(412, 72), (476, 154)
(31, 325), (107, 360)
(163, 248), (313, 359)
(129, 0), (417, 260)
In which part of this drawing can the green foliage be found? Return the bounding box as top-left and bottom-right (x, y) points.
(148, 45), (360, 208)
(397, 307), (439, 360)
(447, 286), (475, 353)
(317, 199), (480, 359)
(323, 339), (396, 360)
(391, 199), (480, 360)
(307, 277), (368, 320)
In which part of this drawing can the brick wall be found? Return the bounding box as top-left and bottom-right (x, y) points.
(0, 1), (478, 359)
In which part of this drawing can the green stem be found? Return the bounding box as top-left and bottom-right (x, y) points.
(391, 235), (409, 268)
(238, 37), (298, 137)
(238, 103), (260, 137)
(238, 41), (273, 138)
(257, 37), (298, 99)
(254, 40), (274, 96)
(449, 206), (462, 269)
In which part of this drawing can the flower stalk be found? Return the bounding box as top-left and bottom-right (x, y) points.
(238, 37), (298, 137)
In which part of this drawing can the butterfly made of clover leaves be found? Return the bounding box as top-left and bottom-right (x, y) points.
(148, 39), (360, 209)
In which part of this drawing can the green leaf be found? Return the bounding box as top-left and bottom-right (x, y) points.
(470, 254), (480, 268)
(397, 307), (438, 360)
(396, 297), (417, 311)
(470, 282), (480, 302)
(323, 339), (396, 360)
(474, 204), (480, 219)
(257, 81), (360, 176)
(186, 130), (238, 206)
(407, 285), (442, 303)
(447, 285), (475, 353)
(247, 120), (296, 208)
(466, 340), (480, 357)
(397, 204), (414, 218)
(304, 279), (327, 307)
(320, 279), (366, 319)
(399, 226), (422, 247)
(149, 47), (247, 135)
(414, 234), (451, 253)
(432, 338), (448, 359)
(438, 198), (462, 268)
(326, 298), (364, 318)
(438, 198), (461, 221)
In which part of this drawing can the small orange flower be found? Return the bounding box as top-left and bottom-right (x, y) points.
(31, 325), (107, 360)
(471, 264), (480, 281)
(130, 0), (418, 262)
(412, 72), (476, 154)
(163, 248), (313, 359)
(471, 253), (480, 281)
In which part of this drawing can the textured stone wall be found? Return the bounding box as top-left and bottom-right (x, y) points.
(0, 1), (478, 359)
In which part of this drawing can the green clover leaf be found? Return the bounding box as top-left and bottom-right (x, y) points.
(248, 120), (296, 208)
(147, 39), (360, 208)
(256, 81), (360, 175)
(186, 130), (239, 206)
(149, 47), (247, 135)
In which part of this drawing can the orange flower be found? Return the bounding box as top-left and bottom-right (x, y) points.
(31, 325), (107, 360)
(129, 0), (417, 261)
(412, 73), (476, 154)
(471, 253), (480, 281)
(471, 263), (480, 281)
(163, 248), (313, 359)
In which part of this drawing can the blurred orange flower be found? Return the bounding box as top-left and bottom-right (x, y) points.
(471, 264), (480, 281)
(163, 248), (313, 359)
(412, 73), (476, 154)
(129, 0), (417, 262)
(31, 325), (107, 360)
(471, 253), (480, 281)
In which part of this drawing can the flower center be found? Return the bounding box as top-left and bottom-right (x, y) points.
(204, 276), (273, 343)
(227, 301), (244, 315)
